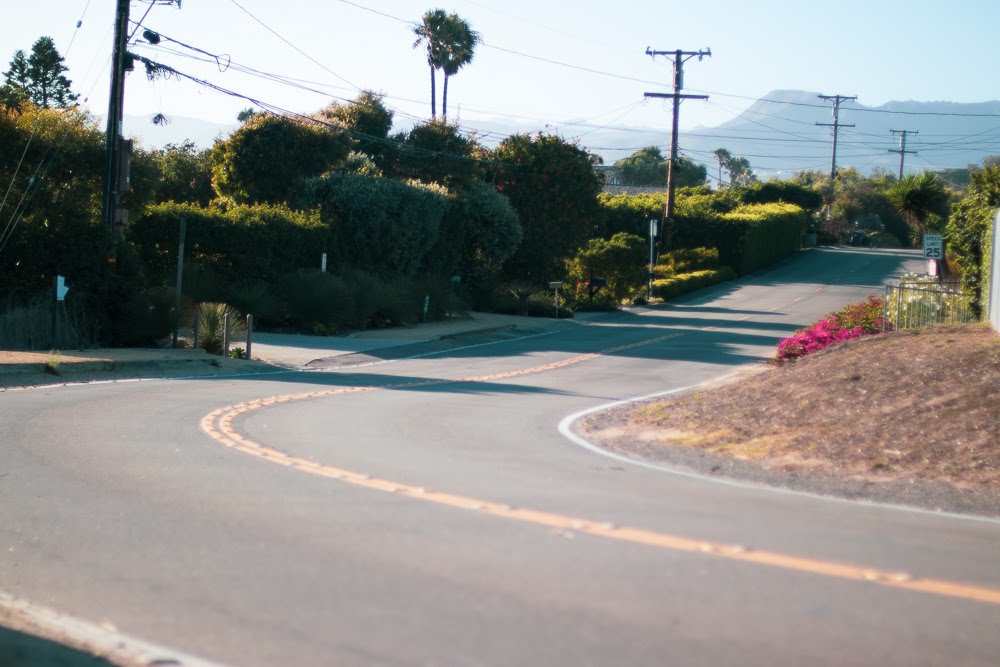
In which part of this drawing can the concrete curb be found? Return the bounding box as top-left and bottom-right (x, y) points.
(0, 357), (219, 376)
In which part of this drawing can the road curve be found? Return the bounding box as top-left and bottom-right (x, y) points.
(3, 248), (999, 667)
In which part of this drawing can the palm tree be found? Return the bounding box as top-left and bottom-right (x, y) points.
(413, 10), (479, 121)
(413, 9), (449, 119)
(439, 14), (479, 122)
(888, 171), (950, 235)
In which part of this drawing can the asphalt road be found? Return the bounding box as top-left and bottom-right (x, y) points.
(3, 247), (999, 667)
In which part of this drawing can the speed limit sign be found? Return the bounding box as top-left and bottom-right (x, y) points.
(923, 234), (943, 259)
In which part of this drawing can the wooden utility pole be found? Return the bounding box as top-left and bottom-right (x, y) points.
(644, 48), (710, 247)
(816, 94), (857, 181)
(889, 129), (918, 180)
(102, 0), (130, 240)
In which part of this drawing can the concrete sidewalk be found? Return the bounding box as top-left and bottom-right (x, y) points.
(0, 311), (576, 386)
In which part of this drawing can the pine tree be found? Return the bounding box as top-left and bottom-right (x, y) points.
(3, 37), (79, 108)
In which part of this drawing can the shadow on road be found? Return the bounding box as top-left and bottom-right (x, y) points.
(171, 246), (926, 390)
(0, 627), (115, 666)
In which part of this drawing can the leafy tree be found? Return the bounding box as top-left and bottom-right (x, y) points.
(316, 91), (394, 167)
(888, 171), (951, 235)
(713, 147), (756, 187)
(210, 113), (350, 205)
(3, 37), (78, 108)
(614, 146), (706, 187)
(413, 10), (478, 121)
(388, 120), (480, 187)
(488, 133), (602, 283)
(150, 141), (214, 205)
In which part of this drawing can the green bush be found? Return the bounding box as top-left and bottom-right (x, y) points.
(112, 287), (181, 347)
(304, 172), (448, 278)
(945, 164), (999, 317)
(226, 279), (284, 327)
(655, 247), (719, 277)
(279, 270), (353, 334)
(565, 232), (647, 304)
(651, 267), (737, 300)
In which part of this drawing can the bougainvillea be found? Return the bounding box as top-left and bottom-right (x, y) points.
(776, 296), (888, 363)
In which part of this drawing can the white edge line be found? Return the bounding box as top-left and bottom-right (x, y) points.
(557, 378), (1000, 527)
(0, 592), (228, 667)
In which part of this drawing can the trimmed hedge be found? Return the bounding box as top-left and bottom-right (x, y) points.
(654, 247), (719, 278)
(674, 203), (807, 275)
(129, 202), (327, 288)
(651, 267), (737, 300)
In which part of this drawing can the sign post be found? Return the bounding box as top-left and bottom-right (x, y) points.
(648, 219), (659, 300)
(923, 233), (943, 277)
(549, 281), (563, 319)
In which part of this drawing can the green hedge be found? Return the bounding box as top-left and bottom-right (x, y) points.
(726, 203), (808, 274)
(654, 247), (719, 278)
(651, 267), (737, 299)
(129, 202), (327, 288)
(673, 203), (807, 275)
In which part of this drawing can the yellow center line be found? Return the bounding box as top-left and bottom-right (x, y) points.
(198, 335), (1000, 607)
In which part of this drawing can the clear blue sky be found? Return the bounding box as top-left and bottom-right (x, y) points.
(3, 0), (999, 161)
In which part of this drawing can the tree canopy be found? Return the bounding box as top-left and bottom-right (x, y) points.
(210, 113), (350, 205)
(488, 133), (602, 283)
(614, 146), (706, 187)
(2, 37), (78, 108)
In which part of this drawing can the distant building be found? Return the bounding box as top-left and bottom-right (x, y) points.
(593, 165), (666, 195)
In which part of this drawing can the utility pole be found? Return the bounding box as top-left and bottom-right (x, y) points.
(888, 129), (918, 180)
(102, 0), (130, 241)
(644, 47), (710, 247)
(816, 94), (856, 181)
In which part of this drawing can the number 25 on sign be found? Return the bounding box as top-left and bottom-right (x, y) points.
(923, 234), (943, 259)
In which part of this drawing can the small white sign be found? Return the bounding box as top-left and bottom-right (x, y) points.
(923, 234), (943, 259)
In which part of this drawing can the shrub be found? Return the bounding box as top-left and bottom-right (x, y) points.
(655, 247), (719, 277)
(775, 296), (888, 363)
(651, 267), (737, 300)
(226, 279), (284, 327)
(279, 270), (353, 334)
(113, 287), (181, 347)
(196, 302), (244, 355)
(304, 172), (448, 278)
(565, 232), (647, 304)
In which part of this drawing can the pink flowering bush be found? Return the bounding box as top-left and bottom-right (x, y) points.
(776, 296), (889, 363)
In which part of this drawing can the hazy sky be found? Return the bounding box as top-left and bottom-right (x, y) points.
(4, 0), (999, 162)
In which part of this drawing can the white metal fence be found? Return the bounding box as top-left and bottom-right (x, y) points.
(883, 279), (977, 331)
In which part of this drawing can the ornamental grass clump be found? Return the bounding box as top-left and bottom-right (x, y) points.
(775, 296), (888, 363)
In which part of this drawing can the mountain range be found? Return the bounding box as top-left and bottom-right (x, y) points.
(126, 90), (1000, 180)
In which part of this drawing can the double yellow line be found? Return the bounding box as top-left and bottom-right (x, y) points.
(200, 335), (1000, 607)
